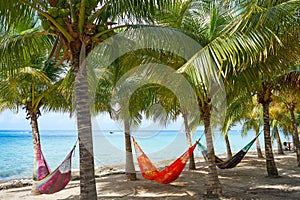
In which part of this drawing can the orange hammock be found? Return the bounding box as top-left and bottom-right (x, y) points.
(132, 137), (199, 184)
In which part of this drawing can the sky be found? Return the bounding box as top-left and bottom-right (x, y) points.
(0, 110), (243, 131)
(0, 110), (184, 131)
(0, 110), (76, 130)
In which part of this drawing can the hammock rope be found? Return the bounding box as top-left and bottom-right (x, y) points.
(133, 137), (199, 184)
(33, 140), (77, 194)
(198, 134), (260, 169)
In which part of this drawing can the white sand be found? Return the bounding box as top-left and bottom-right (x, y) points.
(1, 151), (300, 200)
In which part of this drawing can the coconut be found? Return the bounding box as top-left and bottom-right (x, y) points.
(48, 7), (59, 18)
(57, 0), (69, 9)
(48, 0), (57, 7)
(97, 25), (108, 33)
(56, 18), (65, 26)
(100, 34), (109, 40)
(41, 20), (51, 30)
(58, 8), (69, 17)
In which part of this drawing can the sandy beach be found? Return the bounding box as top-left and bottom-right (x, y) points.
(1, 151), (299, 200)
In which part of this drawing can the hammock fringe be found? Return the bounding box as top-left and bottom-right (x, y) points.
(34, 141), (77, 194)
(133, 137), (199, 184)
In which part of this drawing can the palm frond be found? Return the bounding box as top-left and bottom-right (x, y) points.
(107, 0), (175, 23)
(0, 27), (53, 74)
(0, 0), (36, 31)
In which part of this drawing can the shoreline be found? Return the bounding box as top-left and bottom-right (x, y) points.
(0, 149), (281, 184)
(0, 153), (204, 185)
(0, 150), (293, 189)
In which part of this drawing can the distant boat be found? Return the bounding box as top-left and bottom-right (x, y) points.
(109, 131), (113, 134)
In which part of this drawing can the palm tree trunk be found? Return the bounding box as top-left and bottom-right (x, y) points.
(258, 84), (279, 177)
(288, 105), (300, 167)
(261, 100), (279, 177)
(182, 113), (196, 170)
(74, 43), (97, 200)
(30, 111), (41, 195)
(254, 129), (264, 158)
(200, 101), (222, 196)
(274, 125), (284, 155)
(224, 134), (232, 159)
(124, 121), (137, 180)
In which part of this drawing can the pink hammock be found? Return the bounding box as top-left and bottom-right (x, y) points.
(33, 142), (76, 194)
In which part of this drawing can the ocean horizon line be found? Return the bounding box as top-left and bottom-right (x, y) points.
(0, 128), (244, 132)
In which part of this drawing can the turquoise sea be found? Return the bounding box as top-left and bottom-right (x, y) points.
(0, 129), (292, 180)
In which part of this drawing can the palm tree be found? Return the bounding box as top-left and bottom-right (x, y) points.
(219, 0), (300, 177)
(137, 52), (198, 170)
(221, 98), (247, 159)
(237, 59), (299, 177)
(154, 0), (294, 195)
(91, 64), (138, 181)
(255, 44), (299, 174)
(270, 102), (298, 153)
(96, 49), (176, 181)
(0, 20), (71, 194)
(223, 85), (264, 160)
(0, 1), (175, 198)
(240, 99), (264, 158)
(157, 0), (300, 189)
(269, 102), (286, 155)
(271, 120), (284, 155)
(0, 57), (70, 194)
(239, 48), (299, 176)
(274, 70), (300, 166)
(114, 48), (196, 177)
(182, 113), (197, 169)
(288, 104), (300, 166)
(123, 120), (137, 180)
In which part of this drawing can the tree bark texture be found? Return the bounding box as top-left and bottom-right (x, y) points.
(124, 121), (137, 181)
(224, 134), (232, 159)
(30, 112), (41, 195)
(262, 101), (279, 176)
(289, 105), (300, 167)
(254, 129), (264, 158)
(258, 84), (279, 177)
(274, 125), (284, 155)
(74, 45), (97, 200)
(183, 113), (196, 170)
(200, 100), (222, 196)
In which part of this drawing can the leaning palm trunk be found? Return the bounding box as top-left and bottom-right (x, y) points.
(124, 121), (137, 181)
(182, 113), (196, 170)
(262, 102), (278, 176)
(274, 125), (284, 155)
(30, 111), (41, 195)
(254, 129), (264, 158)
(258, 87), (279, 177)
(74, 44), (97, 200)
(288, 105), (300, 167)
(201, 101), (222, 196)
(224, 134), (232, 159)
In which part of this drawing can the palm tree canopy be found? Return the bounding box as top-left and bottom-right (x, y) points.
(168, 0), (300, 76)
(0, 58), (71, 115)
(0, 0), (176, 72)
